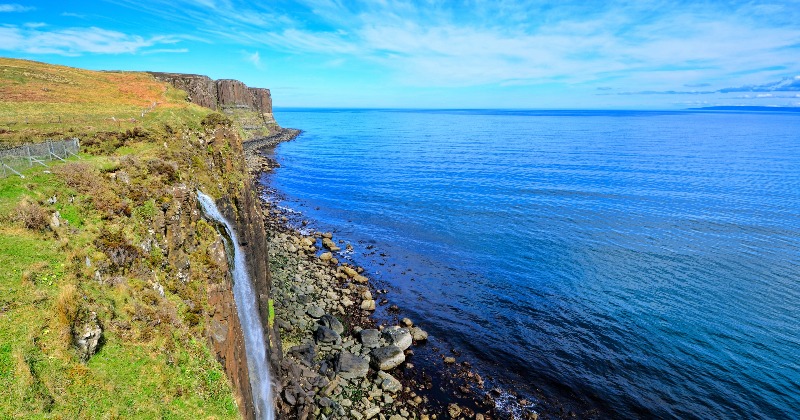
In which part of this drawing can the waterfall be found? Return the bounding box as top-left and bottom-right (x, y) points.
(197, 191), (274, 420)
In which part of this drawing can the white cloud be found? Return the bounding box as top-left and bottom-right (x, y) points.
(0, 26), (179, 56)
(0, 3), (34, 12)
(243, 50), (263, 69)
(141, 48), (189, 55)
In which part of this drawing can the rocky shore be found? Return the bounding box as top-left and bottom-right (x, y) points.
(245, 133), (543, 420)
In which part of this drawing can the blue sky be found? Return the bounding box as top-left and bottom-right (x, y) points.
(2, 0), (800, 109)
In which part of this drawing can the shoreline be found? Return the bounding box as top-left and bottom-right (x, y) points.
(245, 130), (543, 419)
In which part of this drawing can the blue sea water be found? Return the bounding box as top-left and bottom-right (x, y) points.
(265, 109), (800, 418)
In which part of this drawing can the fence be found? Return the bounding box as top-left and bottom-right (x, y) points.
(1, 138), (80, 178)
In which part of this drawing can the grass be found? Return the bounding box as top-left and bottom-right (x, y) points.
(0, 57), (251, 418)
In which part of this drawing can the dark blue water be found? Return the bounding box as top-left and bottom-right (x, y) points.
(266, 109), (800, 418)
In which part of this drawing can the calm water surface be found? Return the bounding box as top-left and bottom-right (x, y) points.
(266, 109), (800, 418)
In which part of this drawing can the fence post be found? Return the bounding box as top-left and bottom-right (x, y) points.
(62, 140), (67, 159)
(27, 144), (32, 167)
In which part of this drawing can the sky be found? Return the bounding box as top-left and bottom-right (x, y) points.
(1, 0), (800, 109)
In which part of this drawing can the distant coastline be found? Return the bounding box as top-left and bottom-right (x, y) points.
(690, 105), (800, 113)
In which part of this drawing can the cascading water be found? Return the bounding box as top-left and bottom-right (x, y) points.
(197, 191), (274, 420)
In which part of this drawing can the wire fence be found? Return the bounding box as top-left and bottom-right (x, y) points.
(1, 138), (80, 178)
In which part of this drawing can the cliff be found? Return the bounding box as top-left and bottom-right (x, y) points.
(149, 72), (277, 140)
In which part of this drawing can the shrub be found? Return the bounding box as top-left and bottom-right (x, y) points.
(200, 113), (232, 128)
(13, 198), (50, 231)
(95, 228), (139, 270)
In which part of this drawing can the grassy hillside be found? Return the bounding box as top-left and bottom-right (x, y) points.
(0, 58), (245, 418)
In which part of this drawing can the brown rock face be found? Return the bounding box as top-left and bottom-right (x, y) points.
(149, 72), (272, 116)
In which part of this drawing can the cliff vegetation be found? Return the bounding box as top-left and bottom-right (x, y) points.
(0, 57), (267, 418)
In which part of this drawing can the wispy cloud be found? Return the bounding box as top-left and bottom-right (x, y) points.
(0, 25), (180, 56)
(613, 75), (800, 95)
(141, 48), (189, 55)
(243, 50), (263, 69)
(0, 3), (34, 12)
(61, 12), (86, 19)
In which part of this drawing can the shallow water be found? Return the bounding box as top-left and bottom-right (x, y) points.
(266, 109), (800, 418)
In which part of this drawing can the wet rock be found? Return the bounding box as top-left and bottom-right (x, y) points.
(319, 314), (344, 335)
(371, 345), (405, 371)
(448, 403), (462, 418)
(320, 252), (333, 262)
(322, 237), (341, 252)
(307, 305), (325, 318)
(444, 357), (456, 364)
(377, 371), (402, 393)
(401, 318), (413, 327)
(382, 326), (412, 350)
(359, 329), (382, 348)
(335, 351), (369, 379)
(410, 326), (429, 342)
(315, 326), (342, 344)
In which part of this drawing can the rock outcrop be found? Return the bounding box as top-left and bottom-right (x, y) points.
(148, 72), (274, 122)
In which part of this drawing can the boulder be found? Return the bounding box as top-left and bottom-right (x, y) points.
(410, 326), (428, 342)
(370, 345), (405, 371)
(307, 305), (325, 318)
(377, 371), (402, 393)
(73, 311), (102, 362)
(322, 237), (341, 252)
(360, 299), (376, 311)
(335, 351), (369, 379)
(320, 252), (333, 262)
(359, 329), (381, 348)
(382, 326), (412, 350)
(319, 314), (344, 335)
(288, 342), (317, 366)
(314, 326), (341, 345)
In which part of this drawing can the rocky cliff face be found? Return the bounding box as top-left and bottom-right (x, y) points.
(149, 72), (274, 121)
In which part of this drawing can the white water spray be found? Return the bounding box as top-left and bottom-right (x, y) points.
(197, 191), (274, 420)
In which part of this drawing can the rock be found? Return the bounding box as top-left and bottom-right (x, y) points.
(354, 274), (369, 283)
(361, 290), (373, 300)
(307, 305), (325, 318)
(410, 327), (428, 342)
(320, 252), (333, 262)
(73, 311), (102, 362)
(401, 318), (413, 327)
(359, 329), (381, 348)
(364, 406), (381, 419)
(322, 237), (341, 252)
(377, 371), (402, 393)
(315, 326), (341, 345)
(370, 345), (405, 371)
(322, 231), (333, 238)
(448, 403), (462, 418)
(288, 343), (317, 366)
(382, 326), (412, 350)
(319, 314), (344, 335)
(284, 388), (297, 405)
(444, 357), (456, 364)
(342, 266), (358, 278)
(388, 415), (403, 420)
(361, 299), (376, 311)
(476, 414), (485, 420)
(335, 351), (369, 379)
(49, 211), (61, 229)
(350, 409), (364, 420)
(318, 397), (332, 408)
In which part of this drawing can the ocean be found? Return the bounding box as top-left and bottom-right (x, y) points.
(263, 109), (800, 418)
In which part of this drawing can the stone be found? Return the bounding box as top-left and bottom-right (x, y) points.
(307, 305), (325, 318)
(284, 388), (297, 406)
(350, 409), (364, 420)
(73, 311), (102, 362)
(319, 314), (344, 335)
(388, 415), (403, 420)
(354, 274), (369, 283)
(335, 351), (369, 379)
(343, 266), (358, 278)
(315, 326), (341, 345)
(318, 397), (332, 408)
(320, 252), (333, 262)
(444, 357), (456, 364)
(410, 327), (428, 342)
(361, 299), (376, 311)
(322, 237), (341, 252)
(364, 406), (381, 419)
(377, 371), (402, 393)
(401, 318), (413, 327)
(370, 345), (405, 371)
(359, 329), (381, 348)
(361, 290), (373, 300)
(49, 211), (60, 229)
(448, 403), (462, 418)
(382, 326), (412, 351)
(476, 414), (485, 420)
